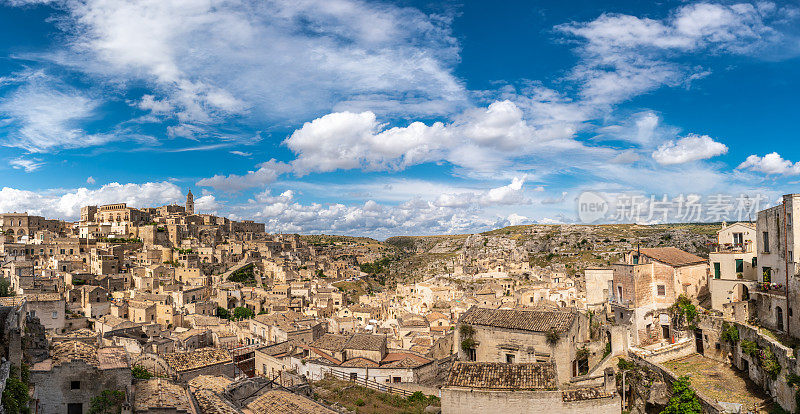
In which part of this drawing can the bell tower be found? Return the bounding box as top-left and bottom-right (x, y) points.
(186, 189), (195, 215)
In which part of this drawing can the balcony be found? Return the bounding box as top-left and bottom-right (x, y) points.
(710, 242), (753, 253)
(609, 296), (634, 309)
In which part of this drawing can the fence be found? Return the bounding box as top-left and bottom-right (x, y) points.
(324, 368), (415, 398)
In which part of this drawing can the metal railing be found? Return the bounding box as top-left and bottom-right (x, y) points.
(710, 242), (753, 253)
(609, 296), (634, 308)
(324, 368), (414, 397)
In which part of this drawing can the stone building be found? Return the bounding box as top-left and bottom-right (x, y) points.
(440, 361), (619, 414)
(708, 222), (757, 311)
(584, 267), (613, 313)
(753, 194), (800, 336)
(610, 247), (706, 347)
(0, 212), (64, 239)
(162, 347), (235, 381)
(29, 341), (131, 414)
(134, 378), (195, 413)
(454, 306), (585, 381)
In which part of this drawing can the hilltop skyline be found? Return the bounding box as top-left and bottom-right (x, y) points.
(2, 0), (800, 237)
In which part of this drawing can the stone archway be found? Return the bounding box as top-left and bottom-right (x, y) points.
(132, 353), (174, 378)
(732, 283), (749, 302)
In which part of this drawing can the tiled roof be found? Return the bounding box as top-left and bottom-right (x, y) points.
(639, 247), (705, 267)
(188, 374), (233, 394)
(134, 378), (194, 412)
(343, 333), (385, 351)
(245, 390), (335, 414)
(51, 340), (98, 367)
(340, 357), (379, 367)
(193, 389), (239, 414)
(309, 334), (349, 352)
(446, 362), (557, 390)
(459, 306), (575, 333)
(26, 293), (62, 302)
(163, 347), (232, 373)
(381, 352), (431, 367)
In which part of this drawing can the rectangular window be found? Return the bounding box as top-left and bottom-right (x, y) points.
(763, 232), (770, 253)
(657, 285), (666, 296)
(466, 348), (476, 361)
(714, 263), (721, 279)
(70, 381), (81, 390)
(735, 259), (744, 274)
(733, 233), (744, 246)
(763, 267), (772, 283)
(506, 354), (515, 363)
(752, 257), (758, 267)
(52, 311), (58, 319)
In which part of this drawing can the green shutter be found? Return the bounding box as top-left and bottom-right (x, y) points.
(714, 263), (721, 279)
(735, 259), (743, 273)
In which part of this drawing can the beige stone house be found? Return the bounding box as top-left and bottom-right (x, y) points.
(454, 306), (585, 382)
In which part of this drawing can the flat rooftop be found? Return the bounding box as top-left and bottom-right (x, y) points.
(664, 354), (770, 413)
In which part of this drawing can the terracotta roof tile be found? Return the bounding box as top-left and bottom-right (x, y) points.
(343, 333), (385, 351)
(245, 390), (335, 414)
(459, 306), (575, 333)
(639, 247), (705, 267)
(163, 347), (232, 373)
(446, 361), (557, 390)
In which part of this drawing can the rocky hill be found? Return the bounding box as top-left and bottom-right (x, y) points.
(381, 223), (719, 282)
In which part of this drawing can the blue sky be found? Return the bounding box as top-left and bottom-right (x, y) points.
(1, 0), (800, 237)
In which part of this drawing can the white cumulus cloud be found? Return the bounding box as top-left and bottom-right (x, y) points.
(737, 152), (800, 175)
(651, 134), (728, 165)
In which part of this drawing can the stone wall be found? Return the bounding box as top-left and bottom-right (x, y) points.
(694, 314), (796, 412)
(440, 387), (620, 414)
(628, 353), (724, 414)
(30, 361), (131, 414)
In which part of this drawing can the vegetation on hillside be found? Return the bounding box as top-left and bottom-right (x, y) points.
(228, 264), (256, 284)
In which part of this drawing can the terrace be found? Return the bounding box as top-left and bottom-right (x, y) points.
(664, 354), (770, 413)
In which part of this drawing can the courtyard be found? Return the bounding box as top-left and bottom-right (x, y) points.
(664, 354), (771, 413)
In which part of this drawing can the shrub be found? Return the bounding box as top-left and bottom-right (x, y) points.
(232, 306), (255, 320)
(720, 322), (740, 344)
(617, 358), (636, 371)
(661, 376), (702, 414)
(461, 338), (475, 352)
(459, 324), (475, 338)
(228, 264), (256, 284)
(2, 365), (30, 414)
(762, 348), (782, 380)
(131, 366), (152, 380)
(671, 295), (698, 330)
(408, 391), (426, 403)
(741, 340), (759, 357)
(89, 390), (125, 414)
(546, 329), (560, 346)
(355, 398), (365, 407)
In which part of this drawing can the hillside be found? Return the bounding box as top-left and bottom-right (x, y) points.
(380, 223), (719, 282)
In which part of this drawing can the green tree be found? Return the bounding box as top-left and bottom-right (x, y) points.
(0, 278), (14, 297)
(232, 306), (254, 320)
(89, 390), (125, 414)
(661, 376), (702, 414)
(216, 306), (230, 319)
(131, 366), (152, 380)
(2, 365), (29, 414)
